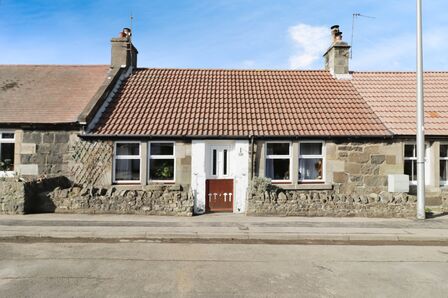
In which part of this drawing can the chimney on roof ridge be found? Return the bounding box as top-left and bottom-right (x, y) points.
(111, 28), (138, 70)
(323, 25), (351, 79)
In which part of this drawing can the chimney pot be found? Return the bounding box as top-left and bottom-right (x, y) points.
(335, 31), (343, 41)
(122, 27), (132, 37)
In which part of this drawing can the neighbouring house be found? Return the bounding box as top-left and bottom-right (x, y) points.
(1, 25), (447, 216)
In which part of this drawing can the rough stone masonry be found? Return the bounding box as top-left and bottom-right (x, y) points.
(246, 177), (418, 217)
(0, 177), (194, 216)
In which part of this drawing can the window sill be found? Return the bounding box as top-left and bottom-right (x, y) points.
(272, 181), (293, 185)
(0, 171), (15, 178)
(278, 184), (333, 190)
(113, 184), (145, 191)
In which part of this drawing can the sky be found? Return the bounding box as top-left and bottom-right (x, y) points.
(1, 0), (447, 71)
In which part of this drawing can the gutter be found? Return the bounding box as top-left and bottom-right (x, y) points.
(78, 133), (395, 140)
(0, 122), (81, 131)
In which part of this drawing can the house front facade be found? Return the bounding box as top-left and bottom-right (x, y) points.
(1, 26), (448, 216)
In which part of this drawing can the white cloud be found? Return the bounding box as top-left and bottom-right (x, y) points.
(241, 59), (256, 68)
(288, 23), (329, 69)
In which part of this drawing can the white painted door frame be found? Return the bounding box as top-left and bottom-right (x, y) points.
(191, 140), (249, 214)
(208, 145), (231, 179)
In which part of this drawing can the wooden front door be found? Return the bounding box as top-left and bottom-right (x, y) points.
(206, 145), (233, 212)
(206, 179), (234, 212)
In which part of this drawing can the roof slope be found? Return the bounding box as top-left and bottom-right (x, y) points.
(93, 68), (390, 137)
(0, 65), (110, 124)
(352, 72), (448, 135)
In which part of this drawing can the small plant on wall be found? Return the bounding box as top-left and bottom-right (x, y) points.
(0, 159), (13, 171)
(151, 161), (174, 180)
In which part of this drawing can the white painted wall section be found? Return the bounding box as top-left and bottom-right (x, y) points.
(232, 140), (249, 213)
(191, 140), (206, 214)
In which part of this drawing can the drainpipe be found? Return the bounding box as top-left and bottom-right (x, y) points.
(250, 135), (255, 180)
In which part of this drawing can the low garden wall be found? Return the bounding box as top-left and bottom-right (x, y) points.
(2, 176), (447, 217)
(246, 177), (420, 218)
(0, 176), (194, 216)
(0, 179), (27, 214)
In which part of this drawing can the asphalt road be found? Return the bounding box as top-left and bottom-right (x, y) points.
(0, 242), (447, 298)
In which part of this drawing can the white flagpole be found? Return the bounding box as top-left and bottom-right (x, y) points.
(416, 0), (426, 219)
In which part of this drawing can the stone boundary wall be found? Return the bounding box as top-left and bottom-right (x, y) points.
(0, 177), (194, 216)
(246, 177), (421, 217)
(0, 179), (26, 214)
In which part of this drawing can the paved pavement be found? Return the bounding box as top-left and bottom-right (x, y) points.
(1, 242), (447, 297)
(0, 213), (447, 245)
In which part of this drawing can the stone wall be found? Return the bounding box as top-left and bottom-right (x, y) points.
(250, 140), (420, 217)
(246, 177), (417, 217)
(255, 140), (404, 193)
(0, 176), (194, 216)
(329, 141), (401, 195)
(33, 184), (193, 216)
(0, 178), (26, 214)
(16, 130), (80, 178)
(15, 129), (113, 186)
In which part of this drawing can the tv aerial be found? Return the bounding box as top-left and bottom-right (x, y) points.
(350, 13), (376, 59)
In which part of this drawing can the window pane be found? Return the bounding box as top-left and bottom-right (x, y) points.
(404, 144), (415, 158)
(212, 149), (217, 175)
(150, 159), (174, 180)
(440, 160), (447, 182)
(116, 143), (139, 156)
(267, 143), (289, 155)
(300, 143), (322, 155)
(0, 143), (14, 171)
(1, 133), (14, 139)
(412, 160), (417, 181)
(223, 149), (227, 175)
(441, 145), (448, 158)
(115, 159), (140, 181)
(299, 158), (323, 180)
(150, 143), (173, 155)
(404, 159), (417, 181)
(266, 158), (290, 180)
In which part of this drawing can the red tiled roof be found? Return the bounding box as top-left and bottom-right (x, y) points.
(0, 65), (110, 124)
(93, 68), (390, 137)
(351, 72), (448, 135)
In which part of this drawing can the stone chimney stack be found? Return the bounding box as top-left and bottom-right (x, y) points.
(111, 28), (138, 70)
(323, 25), (351, 79)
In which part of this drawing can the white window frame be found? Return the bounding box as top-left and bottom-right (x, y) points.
(0, 131), (16, 177)
(404, 143), (418, 185)
(404, 142), (430, 185)
(298, 141), (325, 183)
(440, 142), (448, 186)
(148, 141), (176, 183)
(265, 141), (292, 183)
(113, 141), (141, 184)
(209, 145), (231, 179)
